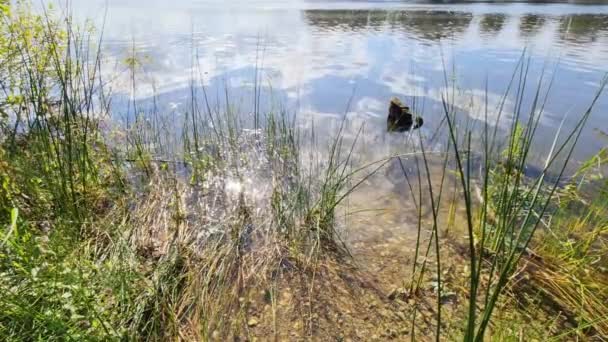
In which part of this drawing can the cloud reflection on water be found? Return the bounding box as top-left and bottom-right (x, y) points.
(59, 1), (608, 160)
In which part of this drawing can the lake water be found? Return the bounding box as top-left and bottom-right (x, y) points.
(62, 0), (608, 161)
(57, 0), (608, 285)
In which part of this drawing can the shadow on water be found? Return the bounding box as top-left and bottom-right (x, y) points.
(479, 13), (507, 36)
(303, 9), (474, 42)
(519, 14), (547, 38)
(559, 14), (608, 42)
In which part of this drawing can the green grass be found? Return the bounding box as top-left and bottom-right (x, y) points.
(1, 2), (607, 341)
(403, 52), (608, 340)
(0, 3), (376, 339)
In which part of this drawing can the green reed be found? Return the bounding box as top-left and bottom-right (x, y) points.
(413, 51), (608, 340)
(2, 2), (608, 341)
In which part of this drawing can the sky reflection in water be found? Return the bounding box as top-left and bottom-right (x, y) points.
(64, 0), (608, 161)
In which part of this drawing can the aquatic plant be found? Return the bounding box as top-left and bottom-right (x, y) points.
(1, 2), (607, 341)
(406, 51), (607, 340)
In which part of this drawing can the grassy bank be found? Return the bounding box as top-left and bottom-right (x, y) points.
(1, 3), (607, 341)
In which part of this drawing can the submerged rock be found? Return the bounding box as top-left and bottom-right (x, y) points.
(387, 97), (423, 132)
(247, 317), (259, 327)
(387, 287), (410, 301)
(440, 292), (458, 304)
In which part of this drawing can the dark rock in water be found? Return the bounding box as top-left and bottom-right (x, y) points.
(387, 287), (410, 301)
(440, 292), (458, 304)
(387, 97), (423, 132)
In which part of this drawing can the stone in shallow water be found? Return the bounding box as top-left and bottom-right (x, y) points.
(440, 292), (458, 304)
(387, 97), (423, 132)
(247, 317), (259, 327)
(387, 287), (409, 301)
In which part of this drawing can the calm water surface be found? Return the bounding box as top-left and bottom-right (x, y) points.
(56, 0), (608, 266)
(64, 0), (608, 160)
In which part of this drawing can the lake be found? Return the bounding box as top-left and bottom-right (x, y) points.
(62, 0), (608, 163)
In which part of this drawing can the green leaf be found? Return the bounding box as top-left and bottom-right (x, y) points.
(0, 4), (9, 16)
(2, 207), (18, 246)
